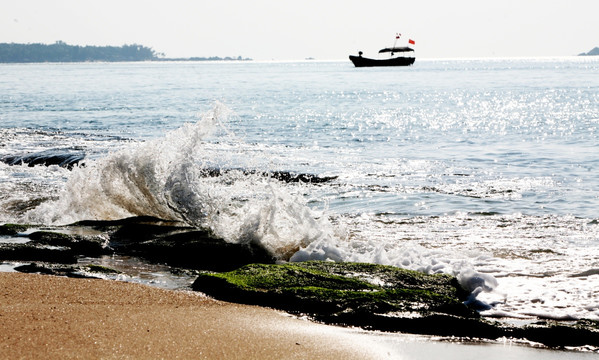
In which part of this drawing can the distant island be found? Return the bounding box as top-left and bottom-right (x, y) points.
(578, 47), (599, 56)
(0, 42), (251, 63)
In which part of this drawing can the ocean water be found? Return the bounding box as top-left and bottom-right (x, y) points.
(1, 58), (598, 322)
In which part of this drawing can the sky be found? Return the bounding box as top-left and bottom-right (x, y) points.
(1, 0), (598, 60)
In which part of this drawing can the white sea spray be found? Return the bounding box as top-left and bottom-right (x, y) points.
(23, 103), (340, 261)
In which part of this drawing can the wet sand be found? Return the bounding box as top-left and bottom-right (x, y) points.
(0, 272), (389, 359)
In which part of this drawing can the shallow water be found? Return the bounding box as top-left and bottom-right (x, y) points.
(1, 58), (598, 322)
(372, 332), (599, 359)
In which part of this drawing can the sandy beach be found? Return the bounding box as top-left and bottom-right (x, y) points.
(0, 272), (394, 359)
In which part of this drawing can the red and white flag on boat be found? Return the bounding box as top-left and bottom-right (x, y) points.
(408, 39), (415, 45)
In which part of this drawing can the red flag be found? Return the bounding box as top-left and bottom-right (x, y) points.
(408, 39), (415, 45)
(396, 33), (401, 39)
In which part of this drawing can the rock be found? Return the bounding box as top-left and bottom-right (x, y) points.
(515, 321), (599, 348)
(0, 223), (30, 236)
(84, 264), (121, 274)
(122, 230), (276, 271)
(14, 263), (58, 275)
(201, 168), (338, 184)
(72, 216), (276, 270)
(0, 243), (78, 264)
(0, 149), (85, 169)
(109, 221), (192, 246)
(28, 231), (110, 256)
(0, 228), (109, 264)
(71, 216), (186, 233)
(191, 261), (599, 348)
(5, 217), (596, 349)
(1, 217), (275, 271)
(267, 171), (338, 184)
(192, 262), (475, 320)
(13, 263), (104, 279)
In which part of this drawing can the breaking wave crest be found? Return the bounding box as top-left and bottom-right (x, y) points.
(25, 103), (338, 260)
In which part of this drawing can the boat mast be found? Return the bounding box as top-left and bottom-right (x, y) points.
(392, 33), (401, 56)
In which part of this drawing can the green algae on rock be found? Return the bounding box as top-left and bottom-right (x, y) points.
(0, 223), (31, 236)
(85, 264), (122, 274)
(192, 261), (476, 321)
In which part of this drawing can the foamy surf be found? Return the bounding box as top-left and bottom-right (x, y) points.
(23, 103), (340, 262)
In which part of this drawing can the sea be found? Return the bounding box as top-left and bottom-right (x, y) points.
(1, 57), (598, 323)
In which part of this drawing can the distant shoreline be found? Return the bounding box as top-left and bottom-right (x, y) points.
(578, 47), (599, 56)
(0, 42), (251, 63)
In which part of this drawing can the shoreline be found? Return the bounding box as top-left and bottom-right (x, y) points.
(1, 273), (597, 359)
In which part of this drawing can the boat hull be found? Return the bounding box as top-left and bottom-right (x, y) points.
(349, 55), (415, 67)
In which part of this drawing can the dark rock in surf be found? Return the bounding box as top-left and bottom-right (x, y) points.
(13, 263), (121, 279)
(1, 149), (85, 169)
(1, 217), (274, 271)
(71, 216), (185, 231)
(28, 231), (110, 257)
(110, 221), (193, 245)
(0, 223), (30, 236)
(201, 168), (338, 184)
(14, 263), (60, 275)
(71, 216), (276, 271)
(0, 242), (78, 264)
(13, 263), (98, 278)
(4, 198), (51, 216)
(0, 228), (110, 264)
(514, 321), (599, 348)
(268, 171), (338, 184)
(120, 230), (276, 271)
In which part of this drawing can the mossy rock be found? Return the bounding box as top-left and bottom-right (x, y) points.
(84, 264), (121, 274)
(192, 261), (475, 321)
(0, 223), (31, 236)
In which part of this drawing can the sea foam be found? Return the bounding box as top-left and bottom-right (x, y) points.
(25, 103), (338, 261)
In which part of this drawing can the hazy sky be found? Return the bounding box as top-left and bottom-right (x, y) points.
(2, 0), (598, 60)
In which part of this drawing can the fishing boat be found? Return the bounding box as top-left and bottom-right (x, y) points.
(349, 34), (415, 67)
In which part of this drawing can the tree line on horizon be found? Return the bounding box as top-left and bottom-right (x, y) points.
(0, 41), (157, 63)
(0, 41), (251, 63)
